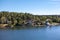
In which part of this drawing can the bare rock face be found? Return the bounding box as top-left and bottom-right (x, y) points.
(0, 24), (8, 28)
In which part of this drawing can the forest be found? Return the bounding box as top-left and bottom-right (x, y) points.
(0, 11), (60, 29)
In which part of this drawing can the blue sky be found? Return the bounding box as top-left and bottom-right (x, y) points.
(0, 0), (60, 15)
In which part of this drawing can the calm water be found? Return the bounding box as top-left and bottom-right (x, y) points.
(0, 26), (60, 40)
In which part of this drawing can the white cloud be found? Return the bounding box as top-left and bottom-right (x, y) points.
(50, 0), (60, 1)
(32, 8), (60, 15)
(48, 2), (60, 5)
(48, 0), (60, 4)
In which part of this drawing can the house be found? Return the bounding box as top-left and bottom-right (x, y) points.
(45, 19), (51, 26)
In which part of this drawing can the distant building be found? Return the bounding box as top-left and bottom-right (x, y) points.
(27, 20), (32, 24)
(45, 19), (51, 26)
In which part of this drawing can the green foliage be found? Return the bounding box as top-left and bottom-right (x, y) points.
(0, 11), (60, 28)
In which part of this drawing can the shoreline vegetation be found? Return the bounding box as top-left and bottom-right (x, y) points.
(0, 11), (60, 29)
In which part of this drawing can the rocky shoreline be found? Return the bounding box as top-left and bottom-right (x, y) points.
(0, 23), (60, 29)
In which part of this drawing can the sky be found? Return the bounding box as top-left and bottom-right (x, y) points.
(0, 0), (60, 15)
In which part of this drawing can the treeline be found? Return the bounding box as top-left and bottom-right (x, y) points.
(0, 11), (60, 28)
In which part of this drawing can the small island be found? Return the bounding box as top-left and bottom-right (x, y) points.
(0, 11), (60, 29)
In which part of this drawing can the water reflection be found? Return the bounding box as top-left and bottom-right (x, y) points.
(0, 26), (60, 40)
